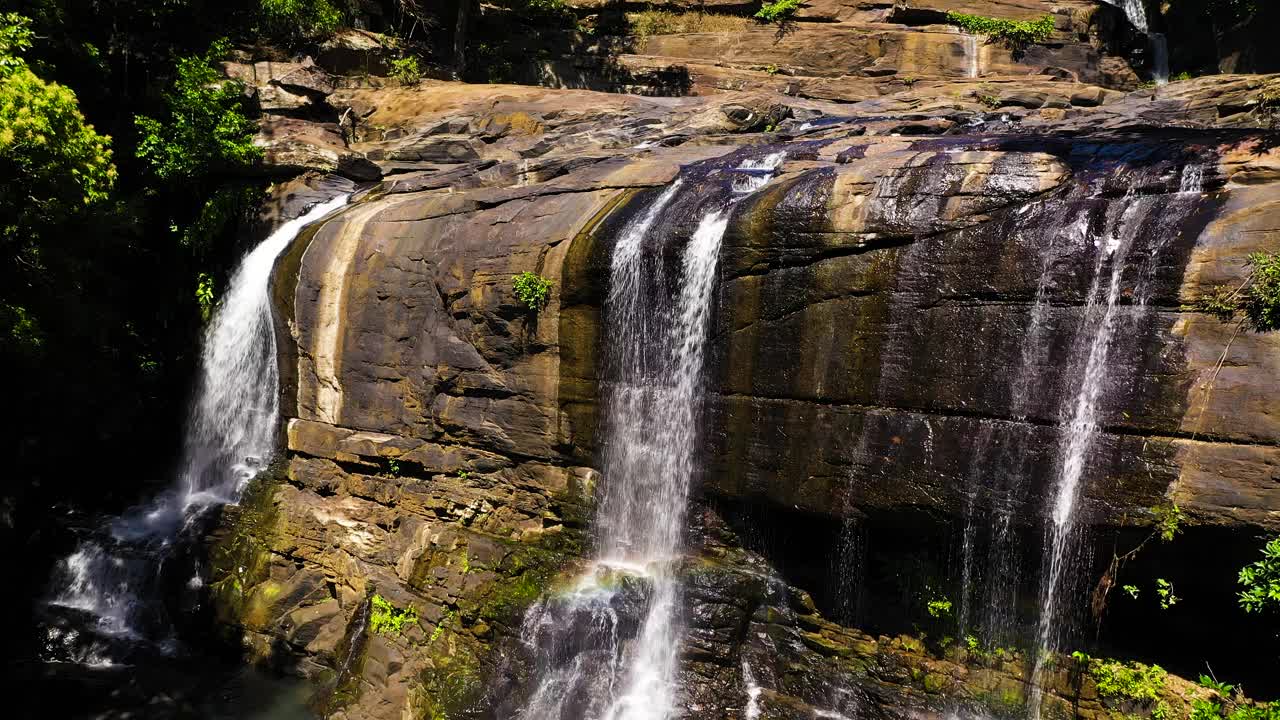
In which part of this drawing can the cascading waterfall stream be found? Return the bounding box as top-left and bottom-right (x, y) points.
(512, 151), (784, 720)
(1099, 0), (1169, 84)
(44, 195), (349, 662)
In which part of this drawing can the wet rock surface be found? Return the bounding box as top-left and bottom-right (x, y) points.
(204, 10), (1280, 716)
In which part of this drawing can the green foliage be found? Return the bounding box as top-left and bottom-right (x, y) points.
(945, 12), (1055, 50)
(1197, 283), (1241, 322)
(258, 0), (344, 40)
(384, 457), (402, 476)
(1, 302), (43, 353)
(1241, 253), (1280, 331)
(1195, 253), (1280, 332)
(1239, 536), (1280, 613)
(1228, 702), (1280, 720)
(512, 271), (553, 311)
(0, 13), (116, 249)
(500, 0), (572, 16)
(974, 84), (1002, 109)
(1088, 657), (1167, 706)
(1155, 578), (1180, 610)
(755, 0), (805, 23)
(428, 609), (454, 644)
(1122, 584), (1140, 599)
(926, 596), (953, 618)
(178, 184), (264, 254)
(135, 39), (261, 182)
(1196, 700), (1227, 720)
(1256, 87), (1280, 129)
(390, 56), (423, 86)
(369, 594), (418, 635)
(1191, 680), (1280, 720)
(1200, 675), (1237, 697)
(195, 272), (215, 321)
(1153, 503), (1184, 542)
(0, 11), (33, 70)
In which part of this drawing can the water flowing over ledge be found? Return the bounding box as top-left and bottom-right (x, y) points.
(508, 150), (787, 719)
(43, 195), (350, 665)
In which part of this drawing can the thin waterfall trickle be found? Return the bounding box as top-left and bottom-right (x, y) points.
(43, 195), (349, 661)
(964, 33), (980, 79)
(1028, 168), (1208, 716)
(509, 150), (785, 720)
(1029, 196), (1143, 718)
(955, 203), (1086, 648)
(742, 661), (763, 720)
(1150, 33), (1170, 85)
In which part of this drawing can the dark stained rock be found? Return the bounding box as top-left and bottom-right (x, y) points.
(209, 76), (1280, 719)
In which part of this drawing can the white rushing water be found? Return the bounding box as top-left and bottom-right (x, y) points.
(515, 150), (784, 720)
(47, 195), (349, 653)
(1098, 0), (1168, 84)
(1180, 163), (1204, 194)
(742, 661), (763, 720)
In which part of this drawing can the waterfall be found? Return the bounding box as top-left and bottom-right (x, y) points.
(44, 195), (349, 660)
(1150, 33), (1170, 85)
(954, 203), (1086, 647)
(510, 151), (784, 720)
(964, 33), (980, 79)
(1030, 200), (1143, 706)
(1099, 0), (1169, 83)
(1028, 166), (1206, 716)
(604, 208), (729, 720)
(742, 661), (763, 720)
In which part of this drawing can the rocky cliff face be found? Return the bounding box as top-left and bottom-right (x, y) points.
(209, 6), (1280, 719)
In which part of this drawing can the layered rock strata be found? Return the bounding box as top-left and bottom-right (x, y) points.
(209, 69), (1280, 719)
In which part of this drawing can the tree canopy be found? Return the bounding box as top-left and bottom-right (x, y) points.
(0, 12), (114, 255)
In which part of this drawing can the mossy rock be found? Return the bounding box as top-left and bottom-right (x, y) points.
(208, 462), (285, 628)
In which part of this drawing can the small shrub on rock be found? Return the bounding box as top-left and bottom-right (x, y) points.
(513, 271), (553, 311)
(390, 56), (423, 86)
(755, 0), (804, 24)
(370, 594), (418, 635)
(1194, 252), (1280, 332)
